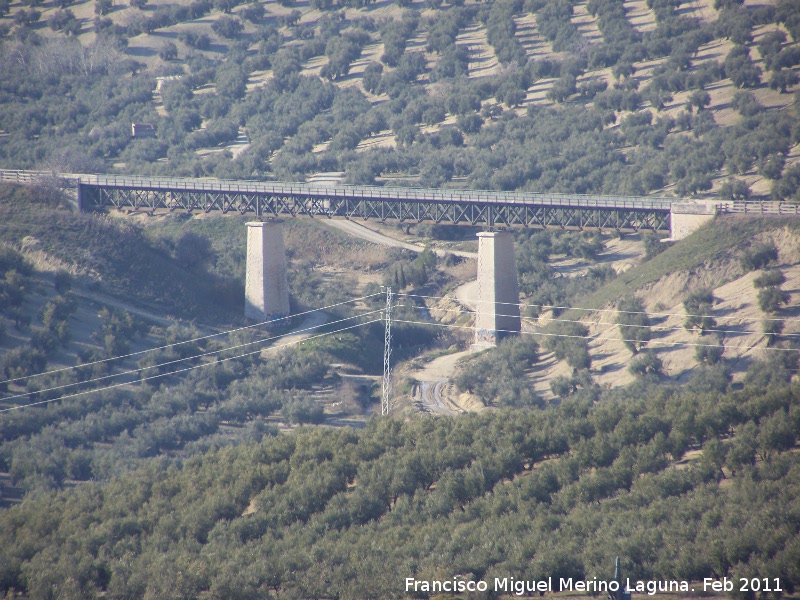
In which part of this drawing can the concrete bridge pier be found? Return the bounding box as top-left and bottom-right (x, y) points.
(245, 221), (290, 323)
(473, 231), (521, 349)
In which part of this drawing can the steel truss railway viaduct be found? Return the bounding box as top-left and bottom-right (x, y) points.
(3, 170), (793, 347)
(74, 174), (677, 233)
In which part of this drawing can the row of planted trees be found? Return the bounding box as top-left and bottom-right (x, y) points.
(3, 364), (800, 598)
(4, 0), (800, 198)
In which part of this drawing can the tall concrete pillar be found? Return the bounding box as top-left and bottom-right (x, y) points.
(473, 231), (521, 349)
(245, 221), (290, 323)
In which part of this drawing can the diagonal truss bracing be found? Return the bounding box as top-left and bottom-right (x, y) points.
(3, 170), (797, 225)
(74, 176), (675, 233)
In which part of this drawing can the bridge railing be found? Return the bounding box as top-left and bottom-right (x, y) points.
(74, 173), (675, 211)
(3, 169), (799, 214)
(0, 170), (80, 186)
(0, 170), (57, 183)
(721, 201), (800, 215)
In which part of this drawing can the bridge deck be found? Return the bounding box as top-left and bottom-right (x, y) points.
(0, 170), (674, 210)
(2, 170), (798, 233)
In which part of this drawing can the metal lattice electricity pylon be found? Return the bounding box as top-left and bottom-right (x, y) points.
(381, 287), (393, 416)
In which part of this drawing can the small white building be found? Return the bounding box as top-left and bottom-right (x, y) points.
(131, 123), (156, 138)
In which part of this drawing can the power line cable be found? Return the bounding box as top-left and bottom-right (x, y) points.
(0, 292), (382, 387)
(391, 319), (800, 352)
(1, 310), (383, 404)
(416, 304), (800, 339)
(0, 318), (381, 414)
(396, 292), (799, 323)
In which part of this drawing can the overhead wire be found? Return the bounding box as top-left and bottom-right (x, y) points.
(0, 309), (384, 404)
(391, 318), (800, 352)
(397, 292), (800, 324)
(0, 316), (383, 414)
(4, 282), (794, 409)
(4, 303), (795, 413)
(414, 304), (800, 339)
(0, 292), (383, 387)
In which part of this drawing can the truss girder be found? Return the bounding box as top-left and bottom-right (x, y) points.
(81, 185), (671, 232)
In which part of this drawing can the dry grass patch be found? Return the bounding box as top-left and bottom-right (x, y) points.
(522, 76), (558, 108)
(784, 141), (800, 176)
(419, 113), (457, 135)
(514, 13), (562, 61)
(312, 140), (331, 154)
(356, 129), (397, 152)
(631, 55), (670, 81)
(528, 346), (575, 399)
(571, 0), (603, 45)
(682, 0), (719, 24)
(350, 41), (383, 74)
(403, 28), (435, 73)
(246, 69), (272, 93)
(193, 81), (216, 95)
(624, 0), (657, 33)
(579, 66), (615, 90)
(456, 23), (501, 79)
(301, 54), (328, 78)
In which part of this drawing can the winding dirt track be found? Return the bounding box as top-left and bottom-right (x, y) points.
(419, 380), (454, 414)
(322, 219), (426, 253)
(325, 219), (481, 414)
(321, 219), (477, 259)
(261, 311), (330, 357)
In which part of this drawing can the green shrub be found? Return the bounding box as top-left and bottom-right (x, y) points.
(683, 288), (716, 334)
(762, 318), (784, 346)
(616, 296), (651, 354)
(0, 345), (47, 381)
(549, 369), (594, 398)
(695, 335), (724, 365)
(731, 90), (763, 116)
(544, 321), (592, 369)
(282, 395), (325, 424)
(0, 248), (33, 316)
(757, 286), (790, 313)
(753, 269), (785, 289)
(718, 178), (751, 200)
(628, 352), (663, 380)
(740, 242), (778, 272)
(454, 336), (541, 407)
(642, 233), (671, 261)
(212, 14), (243, 38)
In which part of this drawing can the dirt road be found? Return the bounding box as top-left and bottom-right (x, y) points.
(321, 219), (477, 259)
(454, 280), (478, 311)
(262, 311), (330, 356)
(324, 216), (481, 414)
(419, 380), (456, 414)
(67, 284), (190, 329)
(323, 219), (426, 252)
(412, 349), (478, 414)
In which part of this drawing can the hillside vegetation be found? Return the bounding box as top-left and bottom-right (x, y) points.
(543, 217), (800, 389)
(0, 181), (465, 502)
(3, 0), (800, 589)
(1, 376), (799, 598)
(439, 216), (800, 407)
(0, 0), (799, 200)
(0, 183), (244, 321)
(4, 182), (800, 499)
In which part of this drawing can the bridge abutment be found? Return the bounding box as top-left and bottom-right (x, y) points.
(245, 221), (290, 323)
(473, 231), (521, 349)
(669, 202), (718, 240)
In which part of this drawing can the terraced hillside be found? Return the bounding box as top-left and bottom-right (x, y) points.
(0, 0), (799, 199)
